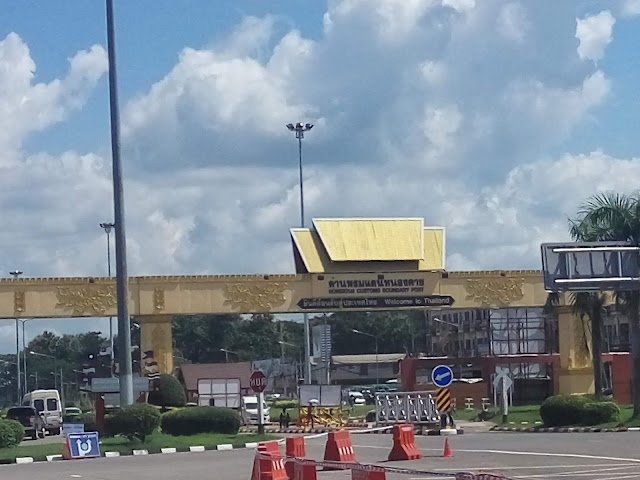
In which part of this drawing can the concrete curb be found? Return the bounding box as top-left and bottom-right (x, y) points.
(490, 425), (635, 433)
(0, 441), (262, 465)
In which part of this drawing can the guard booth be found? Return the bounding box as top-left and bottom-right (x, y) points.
(88, 376), (151, 432)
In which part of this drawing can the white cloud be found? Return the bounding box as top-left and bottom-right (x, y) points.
(442, 0), (475, 14)
(497, 2), (530, 43)
(621, 0), (640, 17)
(576, 10), (616, 62)
(0, 1), (635, 352)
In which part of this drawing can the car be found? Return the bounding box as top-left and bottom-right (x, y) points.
(64, 407), (82, 417)
(6, 406), (46, 440)
(242, 395), (270, 425)
(348, 391), (366, 405)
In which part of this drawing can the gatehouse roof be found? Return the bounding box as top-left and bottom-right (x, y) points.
(290, 218), (445, 273)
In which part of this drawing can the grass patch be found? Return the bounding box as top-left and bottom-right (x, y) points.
(0, 432), (276, 462)
(454, 405), (542, 425)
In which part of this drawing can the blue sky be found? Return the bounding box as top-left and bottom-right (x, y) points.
(1, 0), (639, 351)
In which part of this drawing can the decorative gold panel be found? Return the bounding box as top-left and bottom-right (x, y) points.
(14, 291), (25, 314)
(153, 288), (165, 311)
(464, 277), (525, 306)
(224, 283), (287, 312)
(55, 285), (116, 316)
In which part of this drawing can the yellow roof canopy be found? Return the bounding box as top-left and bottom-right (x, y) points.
(290, 218), (445, 273)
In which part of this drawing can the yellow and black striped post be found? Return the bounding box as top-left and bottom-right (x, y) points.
(436, 387), (452, 413)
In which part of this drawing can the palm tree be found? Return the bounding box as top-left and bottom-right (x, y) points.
(570, 192), (640, 416)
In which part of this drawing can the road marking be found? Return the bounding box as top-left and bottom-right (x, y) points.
(512, 464), (640, 478)
(354, 444), (640, 464)
(596, 474), (640, 480)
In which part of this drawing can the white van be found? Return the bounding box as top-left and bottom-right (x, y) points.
(22, 389), (63, 435)
(242, 395), (270, 425)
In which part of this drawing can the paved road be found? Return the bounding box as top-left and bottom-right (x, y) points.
(5, 431), (640, 479)
(19, 433), (64, 446)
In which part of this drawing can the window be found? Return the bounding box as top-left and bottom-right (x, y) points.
(620, 323), (630, 343)
(34, 399), (44, 413)
(46, 398), (58, 411)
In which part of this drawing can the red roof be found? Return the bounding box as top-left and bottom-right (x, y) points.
(179, 362), (252, 392)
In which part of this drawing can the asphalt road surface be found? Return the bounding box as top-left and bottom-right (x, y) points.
(5, 431), (640, 479)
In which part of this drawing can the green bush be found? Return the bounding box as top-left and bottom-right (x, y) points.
(540, 395), (590, 426)
(581, 402), (620, 425)
(78, 412), (97, 432)
(148, 374), (186, 409)
(0, 419), (24, 448)
(161, 406), (240, 436)
(272, 400), (298, 410)
(105, 403), (161, 441)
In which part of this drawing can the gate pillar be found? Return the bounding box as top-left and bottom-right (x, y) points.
(138, 314), (173, 376)
(557, 307), (594, 395)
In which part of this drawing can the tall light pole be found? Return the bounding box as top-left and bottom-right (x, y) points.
(105, 0), (133, 406)
(286, 122), (314, 385)
(30, 351), (57, 390)
(100, 222), (115, 377)
(352, 329), (379, 387)
(9, 270), (22, 401)
(18, 319), (32, 393)
(219, 348), (239, 363)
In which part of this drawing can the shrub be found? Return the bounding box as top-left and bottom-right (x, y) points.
(581, 401), (620, 425)
(272, 400), (298, 410)
(540, 395), (589, 427)
(148, 374), (186, 409)
(105, 403), (161, 441)
(161, 406), (240, 436)
(78, 412), (97, 432)
(0, 419), (24, 448)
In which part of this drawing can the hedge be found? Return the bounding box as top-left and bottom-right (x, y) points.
(148, 374), (186, 409)
(540, 395), (619, 427)
(161, 406), (240, 436)
(105, 403), (161, 441)
(0, 419), (24, 448)
(271, 400), (298, 410)
(581, 401), (620, 425)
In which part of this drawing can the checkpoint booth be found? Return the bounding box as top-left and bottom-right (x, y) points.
(88, 376), (151, 432)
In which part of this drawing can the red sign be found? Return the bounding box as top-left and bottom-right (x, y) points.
(250, 370), (267, 393)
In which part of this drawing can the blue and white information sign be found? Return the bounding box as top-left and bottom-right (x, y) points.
(431, 364), (454, 388)
(66, 432), (101, 459)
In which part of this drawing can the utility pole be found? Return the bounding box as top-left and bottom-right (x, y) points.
(10, 270), (23, 402)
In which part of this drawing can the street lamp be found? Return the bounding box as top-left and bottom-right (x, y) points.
(105, 0), (134, 406)
(29, 351), (57, 387)
(9, 270), (23, 401)
(352, 329), (379, 387)
(278, 340), (303, 381)
(286, 121), (313, 385)
(100, 221), (116, 377)
(219, 348), (239, 363)
(17, 319), (33, 393)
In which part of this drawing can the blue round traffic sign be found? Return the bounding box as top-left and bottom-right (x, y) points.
(431, 364), (454, 388)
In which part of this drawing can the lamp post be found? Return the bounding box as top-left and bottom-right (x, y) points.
(352, 329), (379, 387)
(278, 340), (303, 387)
(9, 270), (22, 401)
(219, 348), (239, 363)
(18, 319), (32, 393)
(30, 351), (57, 389)
(100, 222), (115, 377)
(105, 0), (134, 406)
(285, 122), (314, 385)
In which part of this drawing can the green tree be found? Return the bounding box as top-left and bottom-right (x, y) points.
(569, 192), (640, 415)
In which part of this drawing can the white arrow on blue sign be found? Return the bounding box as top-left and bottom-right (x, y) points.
(431, 364), (454, 388)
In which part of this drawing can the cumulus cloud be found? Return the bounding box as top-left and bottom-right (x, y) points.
(576, 10), (616, 62)
(0, 1), (633, 351)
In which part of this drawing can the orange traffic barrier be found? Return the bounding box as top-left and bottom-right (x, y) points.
(251, 441), (285, 480)
(351, 465), (386, 480)
(387, 424), (421, 461)
(293, 459), (317, 480)
(323, 430), (357, 470)
(443, 437), (453, 458)
(285, 436), (307, 478)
